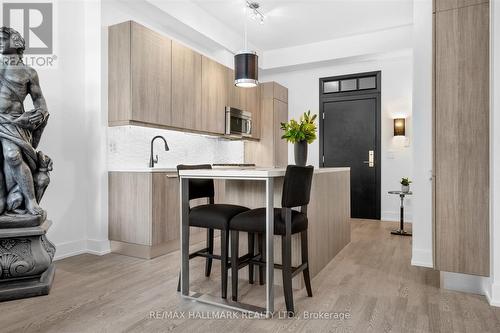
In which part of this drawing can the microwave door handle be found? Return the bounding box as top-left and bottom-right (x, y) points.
(225, 111), (231, 135)
(248, 119), (252, 135)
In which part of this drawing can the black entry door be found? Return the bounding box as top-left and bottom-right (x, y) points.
(319, 72), (381, 219)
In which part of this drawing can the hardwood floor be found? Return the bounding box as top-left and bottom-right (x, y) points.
(1, 220), (499, 332)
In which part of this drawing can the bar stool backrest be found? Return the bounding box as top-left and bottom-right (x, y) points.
(281, 165), (314, 208)
(177, 164), (214, 201)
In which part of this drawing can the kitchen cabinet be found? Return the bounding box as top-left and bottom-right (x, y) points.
(108, 20), (274, 141)
(201, 56), (229, 135)
(109, 172), (226, 259)
(171, 40), (202, 131)
(244, 82), (288, 167)
(433, 2), (489, 276)
(434, 0), (487, 12)
(108, 21), (172, 127)
(245, 86), (261, 139)
(273, 99), (288, 166)
(108, 171), (206, 259)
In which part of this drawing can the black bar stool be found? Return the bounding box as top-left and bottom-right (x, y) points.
(176, 164), (250, 299)
(229, 165), (314, 314)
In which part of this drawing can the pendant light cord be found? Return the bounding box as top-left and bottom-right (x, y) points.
(244, 4), (248, 50)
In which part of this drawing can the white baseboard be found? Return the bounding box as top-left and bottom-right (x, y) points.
(484, 281), (500, 307)
(86, 239), (111, 256)
(411, 248), (433, 268)
(54, 239), (111, 261)
(381, 211), (413, 222)
(54, 239), (87, 260)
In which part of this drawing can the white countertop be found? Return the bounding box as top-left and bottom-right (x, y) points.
(109, 168), (178, 173)
(178, 167), (349, 179)
(109, 167), (350, 177)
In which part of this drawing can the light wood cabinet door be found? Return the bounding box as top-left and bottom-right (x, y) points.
(152, 173), (180, 245)
(273, 82), (288, 104)
(201, 56), (228, 134)
(109, 172), (152, 246)
(434, 3), (489, 276)
(273, 99), (288, 167)
(434, 0), (487, 12)
(130, 22), (172, 126)
(108, 22), (131, 123)
(245, 86), (261, 139)
(245, 82), (288, 167)
(171, 41), (202, 131)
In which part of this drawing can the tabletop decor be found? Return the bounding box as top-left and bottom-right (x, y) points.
(0, 27), (55, 301)
(281, 110), (317, 166)
(401, 177), (412, 193)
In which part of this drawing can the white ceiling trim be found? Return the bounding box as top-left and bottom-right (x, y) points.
(260, 24), (413, 70)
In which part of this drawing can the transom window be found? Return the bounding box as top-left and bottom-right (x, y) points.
(322, 75), (377, 94)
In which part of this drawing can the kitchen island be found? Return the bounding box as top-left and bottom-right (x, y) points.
(108, 167), (350, 283)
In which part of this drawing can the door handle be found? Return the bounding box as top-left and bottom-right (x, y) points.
(363, 150), (375, 167)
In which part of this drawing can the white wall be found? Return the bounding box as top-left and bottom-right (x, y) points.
(261, 53), (413, 221)
(2, 0), (109, 259)
(411, 0), (433, 268)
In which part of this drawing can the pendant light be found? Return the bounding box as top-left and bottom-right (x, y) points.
(234, 2), (259, 88)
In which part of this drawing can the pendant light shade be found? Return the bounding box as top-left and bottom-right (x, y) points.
(234, 51), (258, 88)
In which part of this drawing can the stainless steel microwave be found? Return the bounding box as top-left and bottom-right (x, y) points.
(225, 107), (252, 137)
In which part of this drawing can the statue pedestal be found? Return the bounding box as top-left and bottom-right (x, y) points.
(0, 220), (56, 302)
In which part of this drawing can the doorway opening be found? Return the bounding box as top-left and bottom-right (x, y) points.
(319, 71), (381, 219)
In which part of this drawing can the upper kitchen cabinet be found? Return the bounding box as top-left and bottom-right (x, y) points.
(201, 56), (229, 135)
(171, 41), (202, 131)
(261, 81), (288, 104)
(245, 82), (288, 166)
(245, 86), (261, 139)
(108, 21), (172, 127)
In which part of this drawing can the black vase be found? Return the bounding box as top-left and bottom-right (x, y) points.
(294, 141), (308, 166)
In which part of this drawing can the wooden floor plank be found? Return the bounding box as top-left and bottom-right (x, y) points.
(0, 219), (499, 333)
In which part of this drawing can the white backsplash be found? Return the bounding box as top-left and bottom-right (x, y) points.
(107, 126), (244, 170)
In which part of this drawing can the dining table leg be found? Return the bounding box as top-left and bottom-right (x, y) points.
(265, 177), (274, 317)
(180, 177), (190, 296)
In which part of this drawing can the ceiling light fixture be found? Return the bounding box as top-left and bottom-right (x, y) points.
(234, 1), (263, 88)
(248, 1), (265, 24)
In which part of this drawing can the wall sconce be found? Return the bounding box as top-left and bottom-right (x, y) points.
(394, 118), (406, 136)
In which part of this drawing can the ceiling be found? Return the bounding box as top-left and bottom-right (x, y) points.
(191, 0), (413, 51)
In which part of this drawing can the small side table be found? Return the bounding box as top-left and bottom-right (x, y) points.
(388, 191), (412, 236)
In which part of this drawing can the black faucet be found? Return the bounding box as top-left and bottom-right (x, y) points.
(149, 136), (169, 168)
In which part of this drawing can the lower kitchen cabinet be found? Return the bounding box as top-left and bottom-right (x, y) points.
(108, 171), (206, 259)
